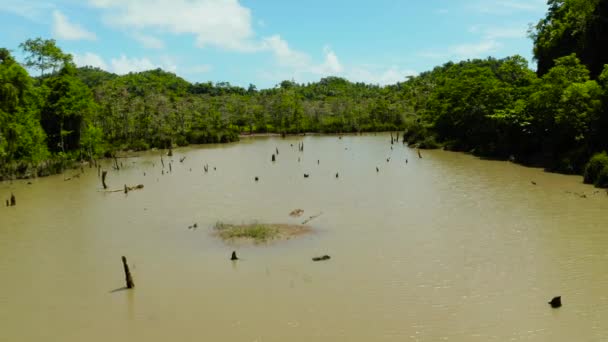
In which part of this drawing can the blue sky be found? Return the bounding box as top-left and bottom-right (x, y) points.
(0, 0), (548, 88)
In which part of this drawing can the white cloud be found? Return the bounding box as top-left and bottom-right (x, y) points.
(52, 10), (96, 41)
(261, 35), (310, 68)
(188, 64), (213, 73)
(469, 0), (546, 14)
(450, 40), (501, 59)
(73, 52), (108, 69)
(311, 46), (344, 75)
(483, 26), (527, 39)
(345, 65), (417, 85)
(73, 52), (181, 75)
(90, 0), (255, 51)
(0, 0), (55, 20)
(418, 39), (501, 62)
(131, 32), (165, 49)
(111, 55), (160, 74)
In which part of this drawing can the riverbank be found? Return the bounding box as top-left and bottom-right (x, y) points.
(2, 131), (607, 189)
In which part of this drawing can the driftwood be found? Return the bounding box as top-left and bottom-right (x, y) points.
(302, 212), (323, 225)
(121, 256), (134, 289)
(312, 255), (330, 262)
(64, 173), (81, 181)
(100, 184), (144, 193)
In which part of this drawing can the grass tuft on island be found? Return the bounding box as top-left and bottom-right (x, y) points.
(213, 222), (312, 244)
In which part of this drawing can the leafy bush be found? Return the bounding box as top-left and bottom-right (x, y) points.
(583, 152), (608, 187)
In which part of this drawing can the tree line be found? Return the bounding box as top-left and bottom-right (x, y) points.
(1, 0), (608, 186)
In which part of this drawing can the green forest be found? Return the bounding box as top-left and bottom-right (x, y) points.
(1, 0), (608, 186)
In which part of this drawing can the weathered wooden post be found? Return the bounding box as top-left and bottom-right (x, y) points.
(10, 193), (16, 206)
(101, 171), (108, 189)
(121, 256), (135, 289)
(231, 251), (238, 260)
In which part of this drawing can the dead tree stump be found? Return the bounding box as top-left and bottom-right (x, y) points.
(101, 171), (108, 189)
(121, 256), (135, 289)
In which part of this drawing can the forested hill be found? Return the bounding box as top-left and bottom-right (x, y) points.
(1, 0), (608, 187)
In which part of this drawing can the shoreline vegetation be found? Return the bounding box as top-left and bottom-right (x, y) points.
(2, 1), (608, 187)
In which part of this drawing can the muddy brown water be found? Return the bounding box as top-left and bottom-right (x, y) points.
(1, 134), (607, 341)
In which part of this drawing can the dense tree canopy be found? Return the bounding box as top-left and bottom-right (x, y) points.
(1, 0), (608, 185)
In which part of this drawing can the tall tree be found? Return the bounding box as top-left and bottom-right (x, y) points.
(19, 38), (72, 78)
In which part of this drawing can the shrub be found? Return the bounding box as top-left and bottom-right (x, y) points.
(583, 152), (608, 186)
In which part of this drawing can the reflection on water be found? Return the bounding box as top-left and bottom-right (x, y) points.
(1, 134), (608, 341)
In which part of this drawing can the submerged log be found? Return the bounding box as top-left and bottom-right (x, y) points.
(548, 296), (562, 308)
(312, 255), (331, 262)
(231, 251), (239, 261)
(121, 256), (135, 289)
(101, 171), (108, 189)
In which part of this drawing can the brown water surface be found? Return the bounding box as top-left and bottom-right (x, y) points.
(1, 135), (607, 341)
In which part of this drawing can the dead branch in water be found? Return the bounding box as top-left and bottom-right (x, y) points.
(302, 212), (323, 224)
(99, 184), (144, 193)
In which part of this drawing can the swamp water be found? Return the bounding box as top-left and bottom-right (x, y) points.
(1, 134), (607, 341)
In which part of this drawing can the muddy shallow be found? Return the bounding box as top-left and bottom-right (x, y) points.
(1, 134), (608, 341)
